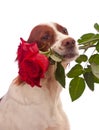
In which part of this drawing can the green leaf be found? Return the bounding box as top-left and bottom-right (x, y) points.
(69, 77), (85, 101)
(55, 62), (66, 88)
(67, 64), (84, 78)
(83, 71), (94, 91)
(93, 34), (99, 39)
(94, 23), (99, 32)
(91, 63), (99, 79)
(94, 75), (99, 83)
(96, 41), (99, 52)
(78, 33), (95, 44)
(84, 65), (91, 72)
(76, 54), (88, 63)
(89, 54), (99, 65)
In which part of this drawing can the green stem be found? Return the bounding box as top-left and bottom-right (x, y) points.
(79, 38), (99, 45)
(79, 45), (96, 50)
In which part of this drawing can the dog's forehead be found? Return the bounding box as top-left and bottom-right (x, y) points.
(42, 22), (57, 31)
(30, 23), (55, 35)
(39, 22), (68, 33)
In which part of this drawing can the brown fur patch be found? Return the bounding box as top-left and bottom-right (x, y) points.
(55, 23), (68, 35)
(27, 25), (56, 51)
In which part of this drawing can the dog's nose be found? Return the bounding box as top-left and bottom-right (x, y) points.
(62, 38), (75, 48)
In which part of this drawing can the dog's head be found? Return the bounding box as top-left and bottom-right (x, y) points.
(14, 22), (79, 86)
(27, 22), (79, 63)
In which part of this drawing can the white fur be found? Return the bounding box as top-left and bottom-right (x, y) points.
(0, 76), (70, 130)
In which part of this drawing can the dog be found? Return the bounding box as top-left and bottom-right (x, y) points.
(0, 22), (79, 130)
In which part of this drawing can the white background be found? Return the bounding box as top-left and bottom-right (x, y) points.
(0, 0), (99, 129)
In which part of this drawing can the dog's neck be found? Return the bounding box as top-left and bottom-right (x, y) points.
(41, 64), (62, 103)
(41, 63), (67, 104)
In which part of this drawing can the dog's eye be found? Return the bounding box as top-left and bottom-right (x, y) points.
(62, 28), (68, 35)
(41, 34), (50, 40)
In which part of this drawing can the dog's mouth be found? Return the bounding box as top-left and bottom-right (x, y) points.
(62, 53), (78, 59)
(54, 51), (79, 61)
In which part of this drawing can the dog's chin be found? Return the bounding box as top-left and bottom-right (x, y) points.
(54, 51), (79, 61)
(56, 52), (79, 63)
(63, 53), (79, 59)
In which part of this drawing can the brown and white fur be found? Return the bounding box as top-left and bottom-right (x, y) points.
(0, 22), (79, 130)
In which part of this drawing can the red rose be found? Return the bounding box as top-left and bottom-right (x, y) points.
(17, 38), (39, 65)
(17, 38), (49, 87)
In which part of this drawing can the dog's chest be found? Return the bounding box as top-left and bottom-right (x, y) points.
(0, 100), (51, 130)
(0, 83), (62, 130)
